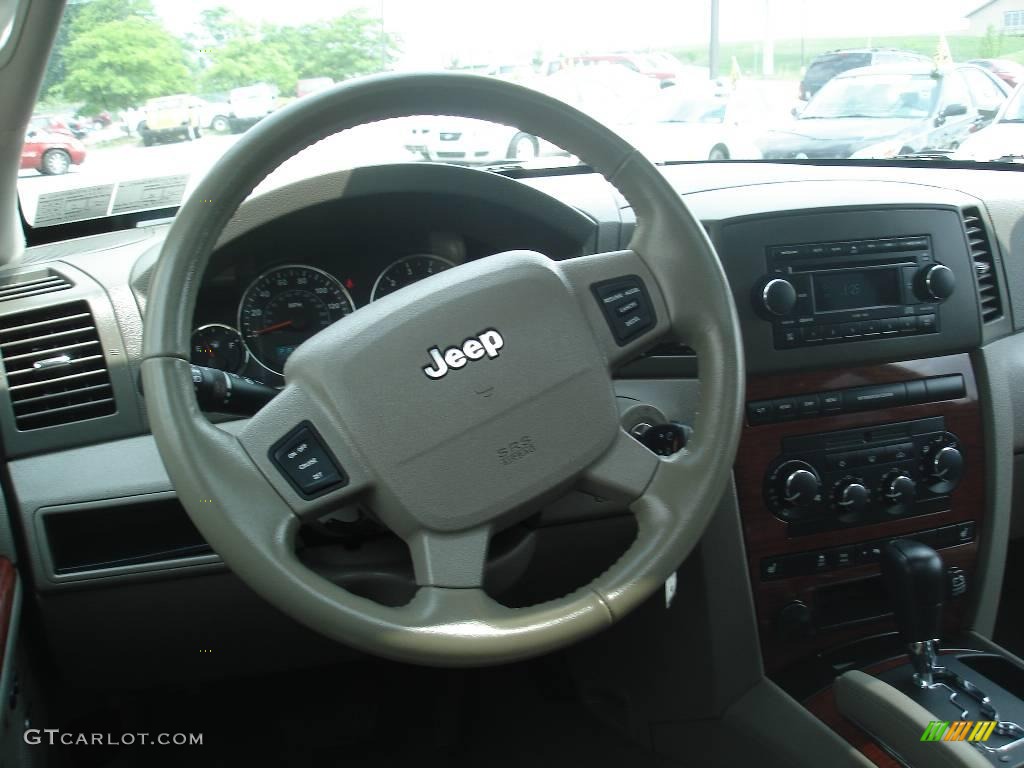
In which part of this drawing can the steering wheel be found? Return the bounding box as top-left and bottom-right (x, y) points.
(141, 73), (744, 666)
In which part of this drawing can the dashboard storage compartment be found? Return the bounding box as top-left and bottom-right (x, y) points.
(41, 496), (213, 576)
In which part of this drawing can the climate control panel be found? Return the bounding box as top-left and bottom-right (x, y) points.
(763, 417), (963, 535)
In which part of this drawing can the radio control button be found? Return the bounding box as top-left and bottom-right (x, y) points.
(917, 314), (938, 332)
(861, 320), (881, 335)
(879, 318), (899, 333)
(801, 326), (822, 342)
(897, 316), (918, 333)
(775, 326), (800, 347)
(822, 325), (842, 341)
(840, 322), (861, 338)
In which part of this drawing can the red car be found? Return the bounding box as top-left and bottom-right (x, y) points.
(968, 58), (1024, 89)
(20, 128), (86, 175)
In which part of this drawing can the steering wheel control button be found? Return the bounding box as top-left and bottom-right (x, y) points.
(271, 423), (348, 498)
(591, 276), (655, 345)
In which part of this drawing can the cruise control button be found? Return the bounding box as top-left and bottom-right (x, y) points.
(591, 276), (655, 345)
(271, 424), (348, 497)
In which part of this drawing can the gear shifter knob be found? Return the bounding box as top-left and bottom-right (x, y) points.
(881, 538), (945, 644)
(881, 539), (946, 686)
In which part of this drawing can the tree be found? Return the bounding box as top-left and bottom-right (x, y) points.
(69, 0), (156, 37)
(264, 12), (398, 82)
(62, 16), (193, 113)
(200, 37), (296, 93)
(981, 24), (1004, 59)
(198, 6), (253, 46)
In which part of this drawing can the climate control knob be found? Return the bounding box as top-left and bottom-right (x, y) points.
(882, 471), (917, 506)
(917, 264), (956, 301)
(834, 480), (870, 514)
(761, 278), (798, 317)
(931, 445), (964, 493)
(778, 461), (821, 508)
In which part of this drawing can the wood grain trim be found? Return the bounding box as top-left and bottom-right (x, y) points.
(803, 651), (972, 768)
(734, 353), (985, 673)
(0, 558), (16, 672)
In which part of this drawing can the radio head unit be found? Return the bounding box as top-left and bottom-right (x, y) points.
(754, 235), (956, 349)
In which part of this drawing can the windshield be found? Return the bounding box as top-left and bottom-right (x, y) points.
(19, 0), (1024, 229)
(1003, 87), (1024, 122)
(801, 73), (940, 119)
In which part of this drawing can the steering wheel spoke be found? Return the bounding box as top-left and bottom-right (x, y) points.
(577, 426), (660, 504)
(558, 249), (672, 370)
(235, 379), (374, 522)
(405, 527), (492, 588)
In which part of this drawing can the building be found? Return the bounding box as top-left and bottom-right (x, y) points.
(967, 0), (1024, 36)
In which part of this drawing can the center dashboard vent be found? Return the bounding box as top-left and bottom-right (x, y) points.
(0, 301), (116, 430)
(0, 268), (72, 303)
(961, 207), (1002, 323)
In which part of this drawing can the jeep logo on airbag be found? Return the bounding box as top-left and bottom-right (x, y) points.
(422, 329), (504, 379)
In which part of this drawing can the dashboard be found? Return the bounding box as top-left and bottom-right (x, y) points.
(1, 159), (1024, 700)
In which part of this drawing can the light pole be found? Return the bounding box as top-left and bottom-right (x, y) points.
(709, 0), (720, 79)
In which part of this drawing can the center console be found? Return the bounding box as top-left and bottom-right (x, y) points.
(716, 203), (1010, 766)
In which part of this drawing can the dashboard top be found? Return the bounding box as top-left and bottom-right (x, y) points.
(0, 160), (1018, 457)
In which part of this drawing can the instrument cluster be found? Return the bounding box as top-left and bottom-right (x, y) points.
(192, 237), (465, 383)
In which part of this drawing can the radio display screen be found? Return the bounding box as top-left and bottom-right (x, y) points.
(813, 269), (901, 312)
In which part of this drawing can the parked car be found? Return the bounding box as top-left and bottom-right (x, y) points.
(760, 63), (1009, 160)
(967, 58), (1024, 89)
(297, 77), (334, 98)
(30, 113), (88, 139)
(21, 127), (86, 175)
(139, 94), (203, 145)
(798, 48), (932, 100)
(955, 83), (1024, 161)
(195, 97), (231, 132)
(404, 117), (552, 163)
(619, 84), (765, 161)
(545, 52), (680, 88)
(227, 83), (278, 132)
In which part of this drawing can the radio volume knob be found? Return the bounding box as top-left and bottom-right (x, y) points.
(761, 278), (798, 317)
(918, 264), (956, 301)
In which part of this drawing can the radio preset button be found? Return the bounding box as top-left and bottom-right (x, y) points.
(840, 322), (861, 338)
(897, 316), (918, 333)
(917, 314), (938, 332)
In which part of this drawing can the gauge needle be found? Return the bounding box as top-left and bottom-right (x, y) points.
(253, 320), (294, 336)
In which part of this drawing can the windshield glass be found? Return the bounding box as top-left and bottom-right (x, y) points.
(1002, 86), (1024, 122)
(801, 73), (940, 119)
(19, 0), (1024, 229)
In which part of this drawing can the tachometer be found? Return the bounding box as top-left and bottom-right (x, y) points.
(370, 254), (455, 302)
(239, 265), (355, 375)
(190, 323), (247, 373)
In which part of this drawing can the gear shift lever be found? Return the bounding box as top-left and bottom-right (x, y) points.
(881, 539), (945, 686)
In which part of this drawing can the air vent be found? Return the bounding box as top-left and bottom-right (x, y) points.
(962, 208), (1002, 323)
(0, 269), (72, 303)
(0, 301), (116, 430)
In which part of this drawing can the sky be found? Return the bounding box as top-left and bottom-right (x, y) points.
(152, 0), (984, 68)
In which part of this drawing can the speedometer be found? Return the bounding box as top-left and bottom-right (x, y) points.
(370, 254), (455, 302)
(238, 265), (355, 375)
